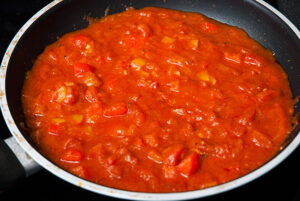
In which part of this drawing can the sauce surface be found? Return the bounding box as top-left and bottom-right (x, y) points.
(22, 7), (294, 192)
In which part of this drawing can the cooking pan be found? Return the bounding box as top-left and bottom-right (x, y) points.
(1, 0), (300, 200)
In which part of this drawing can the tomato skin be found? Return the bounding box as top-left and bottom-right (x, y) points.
(177, 152), (200, 177)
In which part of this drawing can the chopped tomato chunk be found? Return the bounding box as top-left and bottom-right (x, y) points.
(177, 152), (200, 177)
(71, 166), (89, 179)
(201, 21), (218, 33)
(73, 34), (92, 49)
(137, 24), (152, 37)
(60, 149), (84, 163)
(224, 52), (242, 64)
(75, 71), (102, 87)
(147, 150), (163, 164)
(52, 85), (76, 105)
(73, 62), (94, 77)
(162, 165), (177, 179)
(249, 130), (272, 149)
(163, 144), (185, 166)
(85, 86), (99, 103)
(257, 89), (277, 102)
(244, 55), (262, 67)
(48, 123), (59, 135)
(103, 103), (128, 117)
(85, 102), (103, 124)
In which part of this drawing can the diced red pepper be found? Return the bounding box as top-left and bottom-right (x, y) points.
(73, 62), (94, 77)
(163, 144), (185, 166)
(177, 152), (200, 177)
(103, 103), (128, 117)
(60, 149), (84, 163)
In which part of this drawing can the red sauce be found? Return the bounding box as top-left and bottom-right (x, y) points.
(22, 7), (294, 192)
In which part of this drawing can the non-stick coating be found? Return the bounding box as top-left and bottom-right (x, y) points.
(5, 0), (300, 178)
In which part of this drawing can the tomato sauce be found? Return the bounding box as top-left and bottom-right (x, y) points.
(22, 7), (294, 192)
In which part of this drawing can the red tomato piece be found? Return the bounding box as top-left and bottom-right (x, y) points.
(63, 138), (82, 150)
(85, 102), (103, 124)
(87, 144), (105, 161)
(237, 106), (256, 126)
(106, 165), (122, 179)
(137, 24), (152, 38)
(73, 35), (92, 49)
(256, 89), (278, 102)
(162, 165), (177, 179)
(104, 76), (120, 92)
(177, 152), (200, 177)
(71, 165), (89, 179)
(103, 103), (128, 117)
(60, 149), (84, 163)
(85, 86), (99, 103)
(224, 52), (242, 64)
(143, 134), (159, 147)
(52, 85), (76, 105)
(48, 123), (59, 135)
(249, 130), (272, 149)
(138, 168), (155, 182)
(163, 144), (185, 166)
(73, 62), (94, 77)
(64, 87), (76, 104)
(244, 55), (262, 67)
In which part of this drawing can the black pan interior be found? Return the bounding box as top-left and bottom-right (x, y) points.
(5, 0), (300, 159)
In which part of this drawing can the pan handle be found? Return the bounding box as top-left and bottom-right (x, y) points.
(0, 136), (41, 191)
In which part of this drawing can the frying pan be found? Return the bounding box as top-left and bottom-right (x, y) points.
(1, 0), (300, 200)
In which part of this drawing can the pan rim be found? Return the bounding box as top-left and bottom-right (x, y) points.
(1, 0), (300, 200)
